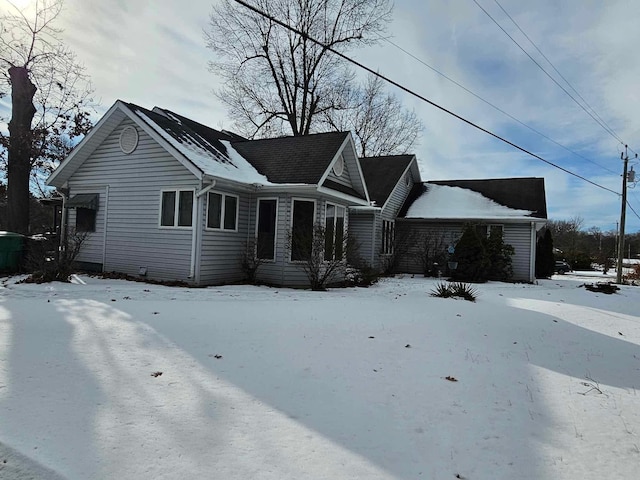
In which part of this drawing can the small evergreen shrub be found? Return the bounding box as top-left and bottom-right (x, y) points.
(450, 224), (490, 282)
(535, 229), (554, 278)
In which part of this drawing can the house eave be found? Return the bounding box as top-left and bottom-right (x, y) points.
(399, 216), (545, 223)
(380, 155), (417, 212)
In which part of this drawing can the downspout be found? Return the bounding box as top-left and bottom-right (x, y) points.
(371, 211), (377, 267)
(102, 185), (109, 271)
(530, 221), (536, 282)
(191, 180), (216, 282)
(58, 188), (68, 264)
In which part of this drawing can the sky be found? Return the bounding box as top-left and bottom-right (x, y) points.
(2, 0), (640, 233)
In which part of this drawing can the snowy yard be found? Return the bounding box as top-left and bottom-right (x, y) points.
(1, 273), (639, 479)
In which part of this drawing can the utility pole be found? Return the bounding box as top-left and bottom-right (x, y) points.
(616, 145), (637, 283)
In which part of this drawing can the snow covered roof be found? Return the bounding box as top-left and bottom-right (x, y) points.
(401, 179), (547, 221)
(131, 105), (272, 185)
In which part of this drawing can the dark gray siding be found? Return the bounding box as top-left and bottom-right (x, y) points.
(68, 119), (197, 282)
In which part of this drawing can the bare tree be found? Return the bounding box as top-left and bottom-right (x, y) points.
(323, 75), (422, 157)
(205, 0), (422, 151)
(0, 0), (94, 234)
(288, 224), (348, 290)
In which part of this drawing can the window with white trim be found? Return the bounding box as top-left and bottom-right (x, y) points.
(290, 199), (315, 261)
(160, 190), (193, 227)
(207, 192), (238, 231)
(256, 198), (277, 260)
(324, 203), (346, 261)
(382, 220), (395, 254)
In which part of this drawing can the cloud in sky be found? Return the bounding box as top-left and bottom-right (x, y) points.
(2, 0), (639, 232)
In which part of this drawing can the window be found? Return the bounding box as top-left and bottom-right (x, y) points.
(206, 192), (238, 231)
(160, 190), (193, 227)
(324, 204), (346, 261)
(476, 224), (503, 238)
(291, 199), (315, 261)
(257, 199), (277, 260)
(382, 220), (395, 254)
(76, 208), (96, 232)
(332, 154), (345, 176)
(67, 193), (99, 232)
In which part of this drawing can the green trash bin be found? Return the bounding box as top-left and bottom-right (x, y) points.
(0, 231), (25, 272)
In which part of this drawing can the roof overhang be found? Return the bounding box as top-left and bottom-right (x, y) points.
(398, 216), (545, 224)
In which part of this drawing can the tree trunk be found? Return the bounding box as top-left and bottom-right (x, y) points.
(7, 66), (37, 234)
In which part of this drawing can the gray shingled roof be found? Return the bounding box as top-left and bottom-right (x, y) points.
(359, 155), (414, 206)
(399, 177), (547, 218)
(129, 103), (353, 187)
(231, 131), (350, 184)
(128, 103), (233, 163)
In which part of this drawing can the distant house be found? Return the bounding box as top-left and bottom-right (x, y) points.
(395, 179), (548, 282)
(47, 100), (547, 287)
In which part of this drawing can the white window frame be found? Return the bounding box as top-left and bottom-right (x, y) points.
(255, 197), (279, 262)
(205, 191), (239, 232)
(324, 202), (346, 261)
(158, 188), (195, 229)
(289, 198), (316, 263)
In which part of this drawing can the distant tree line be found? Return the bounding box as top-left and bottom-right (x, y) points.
(542, 216), (638, 271)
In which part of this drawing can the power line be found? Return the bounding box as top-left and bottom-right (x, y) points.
(232, 0), (620, 196)
(379, 35), (618, 175)
(626, 200), (640, 222)
(491, 0), (622, 143)
(472, 0), (627, 146)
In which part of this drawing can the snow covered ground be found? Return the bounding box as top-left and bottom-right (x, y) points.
(1, 273), (639, 479)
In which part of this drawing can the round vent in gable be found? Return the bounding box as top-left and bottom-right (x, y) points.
(119, 126), (139, 154)
(332, 155), (345, 176)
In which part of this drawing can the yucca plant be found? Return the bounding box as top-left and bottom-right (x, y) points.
(430, 282), (477, 302)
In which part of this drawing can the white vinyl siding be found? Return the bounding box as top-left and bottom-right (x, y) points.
(198, 189), (250, 285)
(68, 119), (197, 282)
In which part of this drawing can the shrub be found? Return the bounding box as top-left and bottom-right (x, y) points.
(430, 281), (477, 302)
(24, 229), (87, 283)
(451, 224), (490, 282)
(486, 227), (514, 281)
(288, 224), (348, 291)
(535, 229), (554, 278)
(415, 230), (449, 277)
(239, 239), (266, 284)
